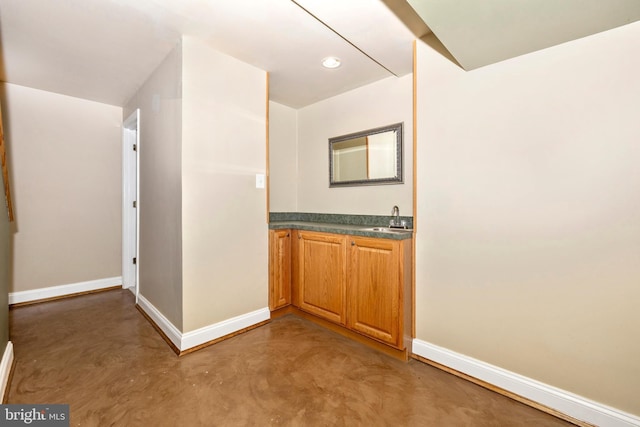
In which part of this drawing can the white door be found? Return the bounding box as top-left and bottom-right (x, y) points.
(122, 109), (139, 303)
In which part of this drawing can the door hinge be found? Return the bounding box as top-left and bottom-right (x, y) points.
(132, 257), (137, 265)
(133, 144), (137, 151)
(133, 201), (137, 208)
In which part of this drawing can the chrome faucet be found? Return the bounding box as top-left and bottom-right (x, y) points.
(390, 205), (401, 228)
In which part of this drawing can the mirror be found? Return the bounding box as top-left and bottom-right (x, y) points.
(329, 122), (403, 187)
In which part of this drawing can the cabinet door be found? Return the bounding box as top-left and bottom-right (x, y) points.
(269, 229), (291, 310)
(348, 237), (401, 347)
(298, 231), (347, 324)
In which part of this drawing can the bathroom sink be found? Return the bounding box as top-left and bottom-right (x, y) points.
(363, 227), (411, 233)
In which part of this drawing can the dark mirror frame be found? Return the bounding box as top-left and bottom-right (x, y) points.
(329, 122), (403, 188)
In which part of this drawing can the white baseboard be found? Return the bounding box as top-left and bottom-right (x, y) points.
(0, 341), (14, 401)
(412, 339), (640, 427)
(137, 294), (269, 352)
(8, 276), (123, 305)
(181, 307), (270, 351)
(137, 294), (182, 350)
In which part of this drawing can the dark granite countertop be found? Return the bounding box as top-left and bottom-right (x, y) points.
(269, 212), (413, 240)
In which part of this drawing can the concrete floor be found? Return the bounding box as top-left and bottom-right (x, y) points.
(7, 289), (575, 426)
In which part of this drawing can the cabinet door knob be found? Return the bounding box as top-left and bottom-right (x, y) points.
(286, 233), (290, 237)
(351, 241), (355, 246)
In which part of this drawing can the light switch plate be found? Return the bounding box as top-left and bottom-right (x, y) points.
(255, 173), (265, 189)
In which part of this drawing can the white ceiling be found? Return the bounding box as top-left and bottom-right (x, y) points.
(0, 0), (421, 108)
(408, 0), (640, 71)
(1, 0), (639, 109)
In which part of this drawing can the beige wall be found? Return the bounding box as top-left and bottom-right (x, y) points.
(268, 101), (298, 212)
(295, 75), (413, 216)
(415, 22), (640, 416)
(124, 44), (183, 330)
(3, 83), (122, 292)
(181, 37), (268, 332)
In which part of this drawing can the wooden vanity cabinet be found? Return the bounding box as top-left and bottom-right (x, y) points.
(270, 227), (412, 354)
(296, 231), (347, 325)
(269, 229), (292, 311)
(347, 236), (411, 349)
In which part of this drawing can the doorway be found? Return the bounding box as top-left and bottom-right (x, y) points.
(122, 109), (139, 303)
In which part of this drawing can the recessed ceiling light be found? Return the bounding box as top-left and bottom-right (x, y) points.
(322, 56), (341, 69)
